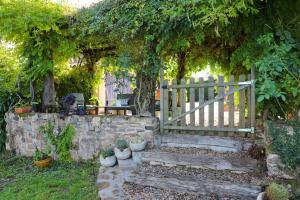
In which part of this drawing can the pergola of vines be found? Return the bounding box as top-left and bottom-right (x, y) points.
(0, 0), (299, 119)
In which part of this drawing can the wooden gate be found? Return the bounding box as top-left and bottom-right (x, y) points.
(160, 67), (256, 138)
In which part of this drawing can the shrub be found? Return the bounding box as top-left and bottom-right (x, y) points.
(115, 138), (128, 151)
(265, 183), (289, 200)
(101, 147), (114, 159)
(266, 120), (300, 168)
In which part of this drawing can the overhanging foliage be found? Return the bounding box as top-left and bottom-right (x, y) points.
(0, 0), (299, 150)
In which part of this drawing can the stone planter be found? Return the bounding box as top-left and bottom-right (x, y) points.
(130, 140), (147, 152)
(266, 153), (296, 179)
(99, 155), (117, 167)
(114, 147), (131, 160)
(256, 192), (265, 200)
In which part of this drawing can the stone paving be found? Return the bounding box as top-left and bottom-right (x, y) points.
(97, 134), (264, 200)
(97, 166), (124, 200)
(97, 159), (137, 200)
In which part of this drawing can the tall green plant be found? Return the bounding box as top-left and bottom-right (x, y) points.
(39, 122), (75, 162)
(255, 32), (300, 119)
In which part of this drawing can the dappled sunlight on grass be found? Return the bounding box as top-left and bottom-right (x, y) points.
(0, 151), (99, 200)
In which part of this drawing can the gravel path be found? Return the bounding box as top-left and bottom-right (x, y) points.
(124, 183), (245, 200)
(149, 146), (251, 159)
(136, 163), (271, 186)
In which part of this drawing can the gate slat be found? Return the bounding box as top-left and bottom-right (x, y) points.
(172, 80), (178, 128)
(180, 79), (186, 127)
(208, 76), (214, 134)
(239, 75), (246, 137)
(238, 75), (246, 128)
(228, 75), (235, 136)
(190, 78), (195, 126)
(251, 66), (256, 139)
(218, 76), (224, 136)
(247, 74), (251, 132)
(163, 80), (169, 127)
(199, 77), (204, 127)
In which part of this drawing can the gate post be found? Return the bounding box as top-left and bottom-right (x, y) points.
(160, 68), (164, 135)
(250, 65), (256, 139)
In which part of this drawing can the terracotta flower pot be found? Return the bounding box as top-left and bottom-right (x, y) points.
(22, 106), (32, 113)
(34, 157), (52, 168)
(99, 155), (117, 167)
(114, 147), (131, 160)
(88, 110), (96, 115)
(15, 106), (32, 114)
(15, 107), (23, 114)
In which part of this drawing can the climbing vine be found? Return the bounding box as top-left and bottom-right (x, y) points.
(0, 0), (299, 120)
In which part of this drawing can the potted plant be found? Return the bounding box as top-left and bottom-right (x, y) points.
(114, 138), (131, 160)
(99, 147), (116, 167)
(14, 102), (32, 114)
(129, 135), (147, 151)
(33, 148), (52, 168)
(257, 183), (289, 200)
(89, 97), (98, 105)
(87, 97), (98, 115)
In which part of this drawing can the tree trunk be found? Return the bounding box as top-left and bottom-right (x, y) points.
(42, 71), (56, 111)
(135, 71), (156, 116)
(176, 51), (187, 81)
(176, 51), (187, 107)
(135, 41), (160, 116)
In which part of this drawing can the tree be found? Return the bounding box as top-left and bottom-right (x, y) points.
(0, 41), (20, 151)
(0, 0), (75, 109)
(81, 0), (258, 115)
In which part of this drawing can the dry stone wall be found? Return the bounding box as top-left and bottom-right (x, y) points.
(5, 113), (159, 160)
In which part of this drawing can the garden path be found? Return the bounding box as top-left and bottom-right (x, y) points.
(97, 134), (268, 200)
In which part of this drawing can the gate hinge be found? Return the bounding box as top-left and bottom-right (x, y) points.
(238, 80), (254, 86)
(237, 128), (252, 132)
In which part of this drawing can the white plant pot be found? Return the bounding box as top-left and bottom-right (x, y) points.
(99, 155), (117, 167)
(129, 140), (147, 151)
(256, 192), (265, 200)
(114, 147), (131, 160)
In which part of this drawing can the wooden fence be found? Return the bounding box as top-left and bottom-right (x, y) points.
(160, 67), (256, 138)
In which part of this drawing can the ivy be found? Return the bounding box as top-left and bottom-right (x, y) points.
(267, 121), (300, 169)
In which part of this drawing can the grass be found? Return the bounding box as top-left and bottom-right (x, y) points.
(0, 151), (99, 200)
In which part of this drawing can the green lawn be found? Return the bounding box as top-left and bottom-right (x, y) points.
(0, 152), (99, 200)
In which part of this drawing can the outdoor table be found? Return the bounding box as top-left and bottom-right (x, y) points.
(99, 105), (135, 115)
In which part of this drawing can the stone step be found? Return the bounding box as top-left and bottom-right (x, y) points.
(133, 151), (258, 173)
(97, 166), (124, 200)
(160, 133), (253, 152)
(123, 173), (261, 199)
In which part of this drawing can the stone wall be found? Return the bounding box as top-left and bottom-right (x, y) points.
(5, 113), (159, 160)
